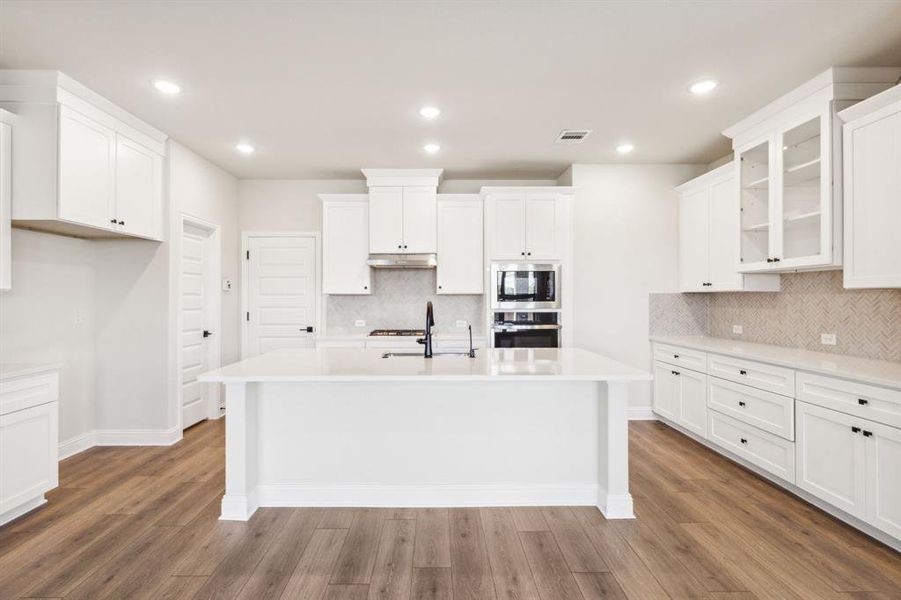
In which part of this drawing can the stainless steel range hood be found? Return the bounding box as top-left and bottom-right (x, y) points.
(367, 253), (437, 269)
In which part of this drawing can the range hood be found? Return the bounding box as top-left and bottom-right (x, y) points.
(367, 253), (437, 269)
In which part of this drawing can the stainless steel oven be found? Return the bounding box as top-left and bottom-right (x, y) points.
(490, 263), (560, 310)
(491, 312), (561, 348)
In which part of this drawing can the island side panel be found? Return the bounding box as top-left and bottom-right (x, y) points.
(220, 382), (260, 520)
(597, 381), (634, 518)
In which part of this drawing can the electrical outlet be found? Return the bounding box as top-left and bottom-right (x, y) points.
(821, 333), (837, 346)
(455, 320), (468, 328)
(73, 309), (85, 325)
(354, 319), (366, 327)
(732, 325), (743, 335)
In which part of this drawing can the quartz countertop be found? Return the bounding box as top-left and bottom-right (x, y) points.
(650, 335), (901, 390)
(198, 347), (650, 383)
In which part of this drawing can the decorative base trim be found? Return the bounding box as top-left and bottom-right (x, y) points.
(598, 493), (635, 519)
(220, 492), (258, 521)
(627, 406), (657, 421)
(58, 426), (182, 460)
(58, 431), (97, 460)
(0, 495), (47, 527)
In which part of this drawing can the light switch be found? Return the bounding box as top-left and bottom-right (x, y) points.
(732, 325), (743, 335)
(354, 320), (366, 327)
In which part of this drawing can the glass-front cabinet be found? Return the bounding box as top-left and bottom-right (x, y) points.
(738, 136), (773, 269)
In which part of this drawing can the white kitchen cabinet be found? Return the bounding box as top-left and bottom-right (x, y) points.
(676, 164), (779, 292)
(484, 188), (570, 261)
(0, 114), (11, 291)
(723, 67), (901, 273)
(1, 71), (167, 241)
(436, 195), (483, 294)
(839, 85), (901, 288)
(652, 361), (707, 437)
(321, 195), (371, 294)
(0, 364), (60, 527)
(865, 419), (901, 539)
(368, 186), (437, 254)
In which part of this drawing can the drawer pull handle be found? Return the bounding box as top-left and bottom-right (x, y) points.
(851, 426), (861, 433)
(863, 430), (873, 438)
(739, 369), (748, 375)
(738, 401), (746, 407)
(740, 438), (748, 444)
(858, 398), (868, 406)
(671, 370), (680, 376)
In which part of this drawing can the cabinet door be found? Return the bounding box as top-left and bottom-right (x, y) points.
(437, 198), (483, 294)
(323, 201), (371, 294)
(487, 193), (526, 260)
(776, 111), (831, 269)
(737, 135), (775, 271)
(652, 362), (678, 421)
(0, 402), (58, 517)
(677, 368), (708, 438)
(525, 193), (562, 260)
(843, 102), (901, 288)
(402, 186), (437, 253)
(0, 121), (10, 291)
(115, 135), (162, 240)
(368, 187), (404, 253)
(865, 420), (901, 539)
(708, 171), (744, 290)
(678, 187), (709, 292)
(57, 106), (116, 230)
(796, 401), (867, 518)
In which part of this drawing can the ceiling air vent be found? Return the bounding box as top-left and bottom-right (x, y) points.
(556, 129), (592, 144)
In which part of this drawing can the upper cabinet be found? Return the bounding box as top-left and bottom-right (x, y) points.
(436, 195), (483, 294)
(838, 84), (901, 289)
(363, 169), (442, 254)
(676, 164), (779, 292)
(321, 194), (371, 295)
(724, 67), (901, 273)
(0, 71), (167, 241)
(483, 188), (571, 261)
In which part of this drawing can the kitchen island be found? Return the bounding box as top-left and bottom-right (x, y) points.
(198, 347), (650, 521)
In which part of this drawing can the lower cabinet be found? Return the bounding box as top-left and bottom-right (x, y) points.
(708, 409), (795, 483)
(797, 400), (901, 537)
(652, 361), (707, 437)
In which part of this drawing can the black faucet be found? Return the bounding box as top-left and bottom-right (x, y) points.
(420, 301), (435, 358)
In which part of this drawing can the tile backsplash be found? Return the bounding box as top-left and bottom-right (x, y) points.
(650, 271), (901, 362)
(326, 269), (484, 335)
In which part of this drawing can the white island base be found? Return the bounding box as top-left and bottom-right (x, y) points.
(200, 348), (650, 521)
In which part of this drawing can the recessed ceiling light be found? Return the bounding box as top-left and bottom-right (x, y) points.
(419, 106), (441, 119)
(235, 143), (255, 155)
(153, 80), (181, 95)
(616, 143), (635, 154)
(689, 79), (718, 95)
(423, 143), (441, 154)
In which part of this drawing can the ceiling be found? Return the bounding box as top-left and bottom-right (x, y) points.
(2, 1), (901, 180)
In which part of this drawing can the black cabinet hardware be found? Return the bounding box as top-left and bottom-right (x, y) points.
(527, 252), (531, 256)
(118, 220), (125, 225)
(363, 285), (368, 290)
(438, 285), (442, 290)
(739, 369), (748, 375)
(673, 354), (679, 359)
(858, 398), (869, 405)
(246, 250), (250, 260)
(404, 245), (408, 249)
(740, 438), (748, 444)
(398, 244), (402, 249)
(202, 330), (213, 338)
(766, 258), (774, 263)
(851, 426), (861, 433)
(773, 257), (781, 262)
(738, 401), (746, 407)
(110, 218), (117, 224)
(671, 370), (680, 376)
(521, 252), (526, 256)
(863, 430), (873, 437)
(302, 326), (314, 333)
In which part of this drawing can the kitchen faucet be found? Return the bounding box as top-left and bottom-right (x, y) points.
(420, 301), (435, 358)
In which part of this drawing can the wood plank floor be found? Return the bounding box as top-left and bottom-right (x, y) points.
(0, 418), (898, 599)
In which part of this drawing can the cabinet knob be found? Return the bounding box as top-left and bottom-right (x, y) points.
(766, 258), (774, 263)
(398, 245), (402, 249)
(673, 354), (679, 359)
(671, 370), (680, 376)
(364, 286), (368, 290)
(110, 218), (117, 224)
(404, 245), (408, 249)
(858, 398), (868, 406)
(851, 426), (861, 433)
(527, 252), (531, 256)
(438, 285), (442, 290)
(118, 220), (125, 226)
(740, 438), (748, 444)
(739, 369), (747, 375)
(738, 401), (746, 407)
(863, 430), (873, 437)
(521, 252), (526, 256)
(773, 257), (781, 263)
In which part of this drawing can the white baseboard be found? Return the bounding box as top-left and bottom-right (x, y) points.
(58, 425), (182, 460)
(627, 406), (657, 421)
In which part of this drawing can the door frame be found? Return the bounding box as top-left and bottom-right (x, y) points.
(176, 213), (222, 429)
(240, 231), (322, 359)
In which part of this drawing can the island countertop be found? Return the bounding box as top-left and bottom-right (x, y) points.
(198, 347), (651, 383)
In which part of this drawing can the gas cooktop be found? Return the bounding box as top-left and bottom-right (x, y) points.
(369, 329), (425, 337)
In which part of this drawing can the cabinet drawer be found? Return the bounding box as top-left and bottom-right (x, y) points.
(708, 377), (795, 441)
(707, 353), (795, 397)
(0, 373), (60, 416)
(653, 343), (707, 372)
(708, 409), (795, 483)
(797, 372), (901, 429)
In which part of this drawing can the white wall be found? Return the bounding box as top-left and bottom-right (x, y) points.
(0, 229), (96, 445)
(566, 164), (705, 411)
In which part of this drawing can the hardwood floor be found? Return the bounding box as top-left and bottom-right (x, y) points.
(0, 418), (898, 599)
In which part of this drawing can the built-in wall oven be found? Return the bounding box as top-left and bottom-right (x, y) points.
(490, 263), (560, 310)
(491, 312), (561, 348)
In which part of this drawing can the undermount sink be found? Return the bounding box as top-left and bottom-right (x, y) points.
(381, 352), (476, 359)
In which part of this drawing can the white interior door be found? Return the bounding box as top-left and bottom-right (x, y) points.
(180, 223), (215, 429)
(246, 235), (317, 357)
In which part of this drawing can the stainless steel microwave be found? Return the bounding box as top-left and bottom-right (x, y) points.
(490, 263), (561, 310)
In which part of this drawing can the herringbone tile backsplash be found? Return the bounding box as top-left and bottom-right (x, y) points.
(650, 271), (901, 362)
